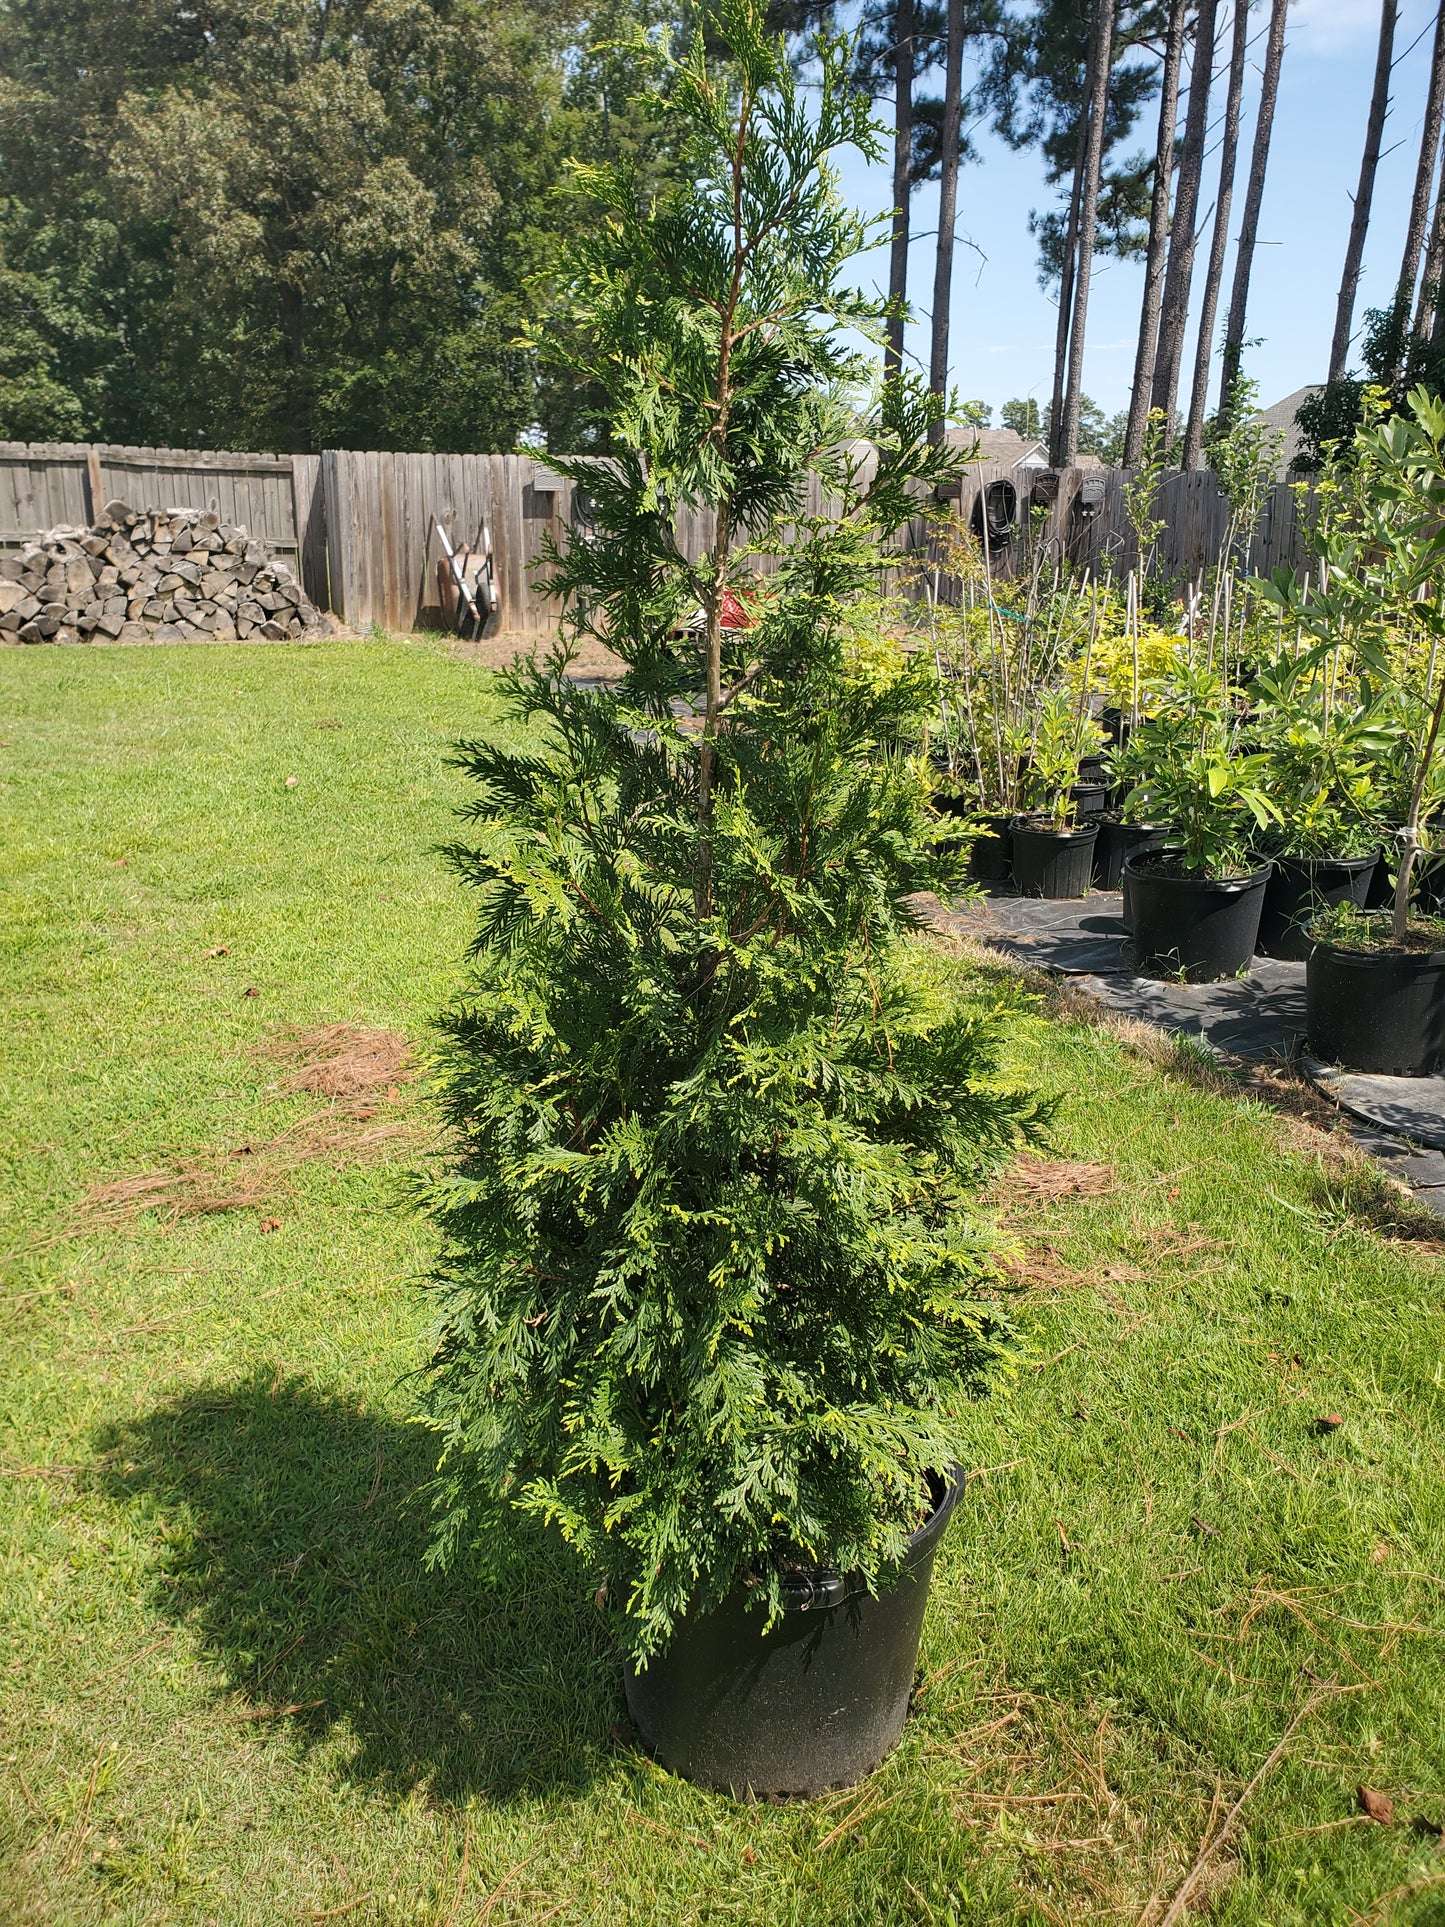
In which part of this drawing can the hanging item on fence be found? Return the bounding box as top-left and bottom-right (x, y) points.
(430, 513), (499, 637)
(971, 478), (1018, 552)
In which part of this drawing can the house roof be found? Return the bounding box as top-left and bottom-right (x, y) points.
(1254, 385), (1324, 472)
(946, 426), (1050, 467)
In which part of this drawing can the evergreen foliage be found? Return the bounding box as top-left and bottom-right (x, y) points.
(418, 0), (1046, 1662)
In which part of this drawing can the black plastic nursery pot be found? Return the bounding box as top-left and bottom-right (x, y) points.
(1124, 852), (1271, 982)
(1011, 819), (1097, 899)
(1307, 940), (1445, 1074)
(1093, 818), (1172, 896)
(1255, 852), (1378, 961)
(622, 1469), (965, 1799)
(965, 811), (1012, 884)
(1069, 779), (1109, 819)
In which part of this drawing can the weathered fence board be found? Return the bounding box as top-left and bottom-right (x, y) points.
(2, 438), (1320, 639)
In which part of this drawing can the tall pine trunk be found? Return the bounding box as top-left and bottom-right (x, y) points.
(1416, 127), (1445, 342)
(928, 0), (966, 442)
(1057, 0), (1120, 465)
(1048, 117), (1087, 465)
(1183, 0), (1248, 468)
(886, 0), (916, 378)
(1328, 0), (1398, 383)
(1124, 0), (1189, 466)
(1150, 0), (1220, 432)
(1400, 5), (1445, 367)
(1218, 0), (1288, 416)
(1397, 3), (1445, 318)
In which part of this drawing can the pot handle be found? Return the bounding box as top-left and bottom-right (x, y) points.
(781, 1569), (849, 1611)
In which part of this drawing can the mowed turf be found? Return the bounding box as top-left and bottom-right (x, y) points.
(2, 636), (1444, 1927)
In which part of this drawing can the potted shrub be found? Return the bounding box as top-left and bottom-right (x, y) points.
(1010, 689), (1105, 898)
(1117, 664), (1280, 979)
(1246, 646), (1393, 959)
(416, 4), (1047, 1800)
(1263, 388), (1445, 1069)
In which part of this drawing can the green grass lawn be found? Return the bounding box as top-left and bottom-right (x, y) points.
(3, 637), (1445, 1926)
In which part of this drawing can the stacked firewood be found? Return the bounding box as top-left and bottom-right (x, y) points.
(0, 500), (332, 644)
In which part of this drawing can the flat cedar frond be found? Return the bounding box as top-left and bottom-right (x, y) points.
(418, 0), (1032, 1663)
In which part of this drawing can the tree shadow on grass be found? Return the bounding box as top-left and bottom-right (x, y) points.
(93, 1372), (622, 1805)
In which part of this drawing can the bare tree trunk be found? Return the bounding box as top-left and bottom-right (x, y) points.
(1151, 0), (1220, 431)
(1183, 0), (1248, 467)
(886, 0), (915, 378)
(1047, 116), (1088, 466)
(1418, 148), (1445, 342)
(1416, 150), (1445, 341)
(1058, 0), (1120, 465)
(1328, 0), (1398, 383)
(928, 0), (966, 442)
(1124, 0), (1189, 465)
(1397, 0), (1445, 330)
(1218, 0), (1288, 416)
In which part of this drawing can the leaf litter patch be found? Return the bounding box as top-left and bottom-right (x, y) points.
(76, 1025), (430, 1228)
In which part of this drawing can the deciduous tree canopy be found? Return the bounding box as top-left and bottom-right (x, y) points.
(0, 0), (674, 450)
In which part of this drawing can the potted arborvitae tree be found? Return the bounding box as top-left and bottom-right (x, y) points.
(1262, 388), (1445, 1071)
(417, 0), (1046, 1800)
(1116, 664), (1280, 981)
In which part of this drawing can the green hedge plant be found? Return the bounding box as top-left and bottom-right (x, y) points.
(416, 0), (1047, 1663)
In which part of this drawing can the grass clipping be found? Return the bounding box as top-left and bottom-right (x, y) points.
(77, 1025), (429, 1228)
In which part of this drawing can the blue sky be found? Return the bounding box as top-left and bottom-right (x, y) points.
(830, 0), (1439, 420)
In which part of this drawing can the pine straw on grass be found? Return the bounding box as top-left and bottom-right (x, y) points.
(74, 1024), (434, 1230)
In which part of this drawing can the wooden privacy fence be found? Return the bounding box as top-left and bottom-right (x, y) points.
(1, 440), (1318, 638)
(0, 441), (327, 594)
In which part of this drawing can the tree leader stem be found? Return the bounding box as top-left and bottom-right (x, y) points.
(696, 80), (751, 928)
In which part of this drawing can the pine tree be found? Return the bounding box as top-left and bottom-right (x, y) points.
(418, 0), (1046, 1663)
(1328, 0), (1398, 384)
(1182, 0), (1248, 469)
(1123, 0), (1189, 466)
(1217, 0), (1288, 418)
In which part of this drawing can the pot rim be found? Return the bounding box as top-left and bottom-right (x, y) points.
(1268, 848), (1380, 873)
(1009, 815), (1099, 840)
(1309, 936), (1445, 967)
(749, 1465), (966, 1616)
(1122, 849), (1271, 889)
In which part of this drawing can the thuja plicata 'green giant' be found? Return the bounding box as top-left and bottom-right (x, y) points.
(417, 0), (1048, 1662)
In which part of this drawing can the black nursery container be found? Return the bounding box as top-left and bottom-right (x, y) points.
(622, 1469), (965, 1799)
(1093, 819), (1172, 896)
(1256, 852), (1378, 960)
(1307, 941), (1445, 1074)
(1068, 780), (1109, 819)
(966, 811), (1013, 884)
(1124, 853), (1271, 982)
(1010, 819), (1097, 898)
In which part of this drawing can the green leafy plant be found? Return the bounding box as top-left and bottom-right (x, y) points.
(1017, 688), (1104, 829)
(1115, 663), (1279, 876)
(1259, 385), (1445, 942)
(417, 0), (1048, 1665)
(1246, 644), (1396, 859)
(1123, 406), (1170, 579)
